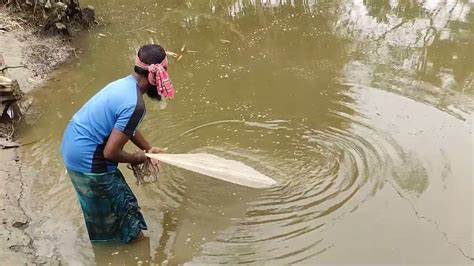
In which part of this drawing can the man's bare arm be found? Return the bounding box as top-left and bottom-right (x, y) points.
(130, 130), (152, 151)
(103, 128), (147, 164)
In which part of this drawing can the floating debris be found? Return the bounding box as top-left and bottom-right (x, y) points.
(166, 51), (179, 58)
(145, 29), (157, 33)
(167, 45), (197, 61)
(219, 39), (231, 44)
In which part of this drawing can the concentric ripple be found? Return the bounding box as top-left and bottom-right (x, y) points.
(135, 95), (405, 264)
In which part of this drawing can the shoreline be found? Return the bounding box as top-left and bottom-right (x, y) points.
(0, 7), (77, 263)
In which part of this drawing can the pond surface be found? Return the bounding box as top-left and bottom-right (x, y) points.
(18, 0), (473, 264)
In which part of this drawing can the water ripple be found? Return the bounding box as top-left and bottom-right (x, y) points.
(140, 101), (404, 264)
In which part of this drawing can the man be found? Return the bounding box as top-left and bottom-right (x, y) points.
(60, 44), (174, 243)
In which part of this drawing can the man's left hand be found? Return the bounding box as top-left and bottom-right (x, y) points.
(148, 147), (164, 154)
(147, 146), (165, 169)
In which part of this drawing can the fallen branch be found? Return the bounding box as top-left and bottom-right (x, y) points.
(0, 139), (20, 149)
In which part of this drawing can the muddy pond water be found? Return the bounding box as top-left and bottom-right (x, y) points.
(18, 0), (473, 264)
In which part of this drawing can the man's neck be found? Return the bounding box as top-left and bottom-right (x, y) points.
(132, 73), (147, 95)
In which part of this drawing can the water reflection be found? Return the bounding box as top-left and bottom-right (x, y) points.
(337, 0), (473, 118)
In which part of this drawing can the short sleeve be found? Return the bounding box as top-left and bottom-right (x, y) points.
(114, 103), (145, 136)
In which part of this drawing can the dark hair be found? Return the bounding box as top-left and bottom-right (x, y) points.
(134, 44), (166, 101)
(145, 83), (162, 100)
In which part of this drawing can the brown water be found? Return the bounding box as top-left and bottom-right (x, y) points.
(17, 0), (473, 264)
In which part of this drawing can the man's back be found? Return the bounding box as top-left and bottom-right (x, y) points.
(61, 75), (145, 173)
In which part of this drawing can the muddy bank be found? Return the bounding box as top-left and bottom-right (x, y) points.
(0, 6), (84, 263)
(0, 144), (54, 264)
(0, 8), (76, 92)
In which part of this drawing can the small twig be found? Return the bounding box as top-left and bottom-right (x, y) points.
(125, 25), (147, 33)
(166, 51), (179, 58)
(0, 65), (27, 72)
(14, 17), (27, 23)
(7, 123), (15, 139)
(16, 0), (22, 11)
(12, 20), (22, 30)
(1, 143), (20, 149)
(17, 140), (39, 147)
(0, 140), (39, 149)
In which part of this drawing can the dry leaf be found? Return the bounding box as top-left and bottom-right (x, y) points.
(180, 44), (186, 52)
(166, 51), (179, 58)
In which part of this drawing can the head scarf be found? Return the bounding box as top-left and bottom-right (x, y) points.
(135, 56), (175, 99)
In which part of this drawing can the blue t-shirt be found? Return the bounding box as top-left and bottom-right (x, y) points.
(61, 75), (145, 173)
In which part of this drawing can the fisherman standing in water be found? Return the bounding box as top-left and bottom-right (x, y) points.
(60, 44), (173, 243)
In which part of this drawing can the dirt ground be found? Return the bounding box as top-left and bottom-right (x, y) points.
(0, 8), (75, 92)
(0, 7), (75, 264)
